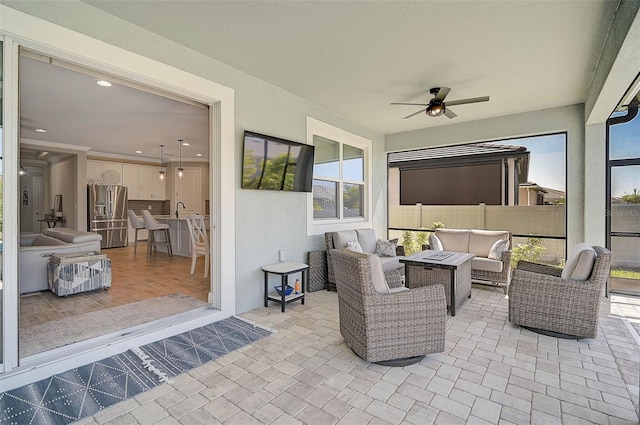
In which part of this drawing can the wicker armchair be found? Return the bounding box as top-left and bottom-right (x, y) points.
(508, 245), (611, 339)
(330, 249), (446, 365)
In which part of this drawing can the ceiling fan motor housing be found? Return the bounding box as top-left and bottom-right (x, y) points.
(427, 100), (445, 117)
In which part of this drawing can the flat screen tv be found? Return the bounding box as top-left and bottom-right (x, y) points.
(242, 131), (315, 192)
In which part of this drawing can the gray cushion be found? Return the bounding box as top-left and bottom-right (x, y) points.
(44, 228), (102, 243)
(356, 228), (377, 254)
(429, 234), (443, 251)
(33, 234), (66, 246)
(488, 239), (510, 260)
(375, 238), (397, 257)
(333, 230), (358, 250)
(561, 243), (597, 281)
(343, 248), (389, 294)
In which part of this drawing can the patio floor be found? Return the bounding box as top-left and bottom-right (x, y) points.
(76, 285), (639, 424)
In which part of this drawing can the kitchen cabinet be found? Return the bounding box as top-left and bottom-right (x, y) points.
(122, 164), (139, 199)
(87, 160), (123, 185)
(138, 165), (166, 200)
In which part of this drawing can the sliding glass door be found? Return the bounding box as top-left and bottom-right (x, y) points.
(608, 108), (640, 295)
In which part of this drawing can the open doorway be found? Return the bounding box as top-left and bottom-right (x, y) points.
(17, 50), (213, 358)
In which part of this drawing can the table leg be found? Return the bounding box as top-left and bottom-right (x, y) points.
(281, 275), (286, 313)
(301, 270), (306, 305)
(264, 271), (269, 308)
(451, 268), (457, 316)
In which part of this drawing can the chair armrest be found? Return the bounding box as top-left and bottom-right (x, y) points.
(367, 283), (446, 318)
(396, 245), (405, 256)
(384, 268), (404, 288)
(516, 260), (562, 277)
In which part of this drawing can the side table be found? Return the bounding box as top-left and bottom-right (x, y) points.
(262, 261), (308, 312)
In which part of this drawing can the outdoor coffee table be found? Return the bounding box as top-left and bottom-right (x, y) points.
(400, 250), (475, 316)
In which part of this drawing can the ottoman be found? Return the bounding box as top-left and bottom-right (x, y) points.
(48, 251), (112, 296)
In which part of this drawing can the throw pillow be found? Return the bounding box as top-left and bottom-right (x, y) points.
(488, 239), (510, 260)
(346, 239), (363, 253)
(375, 238), (398, 257)
(429, 234), (443, 251)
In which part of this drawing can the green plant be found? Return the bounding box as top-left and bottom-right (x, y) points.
(510, 236), (547, 269)
(621, 188), (640, 204)
(611, 269), (640, 279)
(401, 222), (446, 256)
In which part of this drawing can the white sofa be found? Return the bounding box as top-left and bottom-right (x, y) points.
(431, 228), (512, 293)
(19, 228), (102, 294)
(325, 228), (405, 288)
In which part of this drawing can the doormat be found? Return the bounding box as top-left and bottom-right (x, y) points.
(0, 316), (272, 425)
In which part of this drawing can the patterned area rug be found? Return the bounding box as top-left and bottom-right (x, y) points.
(20, 293), (207, 357)
(1, 316), (272, 425)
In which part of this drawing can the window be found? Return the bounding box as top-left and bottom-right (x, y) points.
(307, 117), (371, 234)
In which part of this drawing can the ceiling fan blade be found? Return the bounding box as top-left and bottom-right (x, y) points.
(445, 96), (490, 107)
(433, 87), (451, 102)
(391, 102), (430, 106)
(444, 108), (457, 119)
(403, 109), (426, 119)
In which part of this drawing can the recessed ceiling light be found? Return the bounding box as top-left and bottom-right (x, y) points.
(135, 150), (143, 154)
(196, 153), (203, 157)
(181, 142), (190, 146)
(96, 80), (112, 87)
(35, 128), (47, 133)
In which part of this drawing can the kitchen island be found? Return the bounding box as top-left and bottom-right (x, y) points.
(152, 215), (210, 258)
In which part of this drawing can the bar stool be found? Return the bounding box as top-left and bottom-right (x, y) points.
(141, 210), (173, 257)
(127, 210), (146, 255)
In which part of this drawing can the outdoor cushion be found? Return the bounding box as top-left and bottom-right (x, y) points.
(469, 229), (510, 257)
(346, 239), (363, 252)
(343, 248), (389, 294)
(333, 230), (358, 250)
(472, 257), (503, 273)
(379, 256), (403, 273)
(356, 228), (377, 253)
(435, 229), (470, 253)
(561, 243), (597, 281)
(375, 238), (398, 257)
(429, 234), (443, 251)
(488, 239), (510, 260)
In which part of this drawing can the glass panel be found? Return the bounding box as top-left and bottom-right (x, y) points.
(609, 110), (640, 160)
(0, 40), (3, 364)
(313, 135), (339, 179)
(610, 236), (640, 294)
(343, 144), (363, 182)
(611, 166), (640, 222)
(343, 183), (363, 218)
(313, 179), (338, 219)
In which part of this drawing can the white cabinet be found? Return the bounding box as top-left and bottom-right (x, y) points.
(138, 165), (166, 200)
(122, 164), (139, 199)
(87, 160), (123, 185)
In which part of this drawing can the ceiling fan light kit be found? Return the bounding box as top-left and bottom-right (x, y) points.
(391, 87), (489, 120)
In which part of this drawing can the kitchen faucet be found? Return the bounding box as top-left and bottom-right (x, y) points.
(175, 202), (186, 218)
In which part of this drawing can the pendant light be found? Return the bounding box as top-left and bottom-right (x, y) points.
(158, 144), (165, 181)
(177, 139), (184, 179)
(19, 165), (27, 176)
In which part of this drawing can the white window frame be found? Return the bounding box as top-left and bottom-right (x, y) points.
(306, 117), (372, 235)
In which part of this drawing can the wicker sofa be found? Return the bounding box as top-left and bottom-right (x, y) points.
(508, 244), (611, 339)
(325, 228), (404, 289)
(19, 228), (102, 294)
(330, 248), (446, 365)
(430, 228), (512, 293)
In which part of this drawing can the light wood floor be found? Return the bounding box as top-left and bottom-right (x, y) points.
(19, 243), (210, 329)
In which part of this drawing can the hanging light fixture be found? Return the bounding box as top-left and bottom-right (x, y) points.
(158, 144), (166, 181)
(177, 139), (184, 179)
(19, 165), (27, 176)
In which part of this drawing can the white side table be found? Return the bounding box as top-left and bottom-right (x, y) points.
(262, 261), (308, 312)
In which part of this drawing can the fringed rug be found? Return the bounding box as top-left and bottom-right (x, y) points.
(0, 316), (272, 425)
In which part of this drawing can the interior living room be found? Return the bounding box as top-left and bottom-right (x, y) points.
(1, 1), (640, 424)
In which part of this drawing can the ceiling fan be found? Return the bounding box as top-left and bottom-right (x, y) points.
(391, 87), (490, 119)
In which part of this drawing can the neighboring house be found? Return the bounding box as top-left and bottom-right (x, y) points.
(519, 183), (548, 206)
(389, 143), (529, 206)
(0, 2), (638, 390)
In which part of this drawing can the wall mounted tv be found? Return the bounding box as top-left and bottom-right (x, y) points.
(242, 131), (315, 192)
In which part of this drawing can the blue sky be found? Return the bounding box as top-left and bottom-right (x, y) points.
(511, 134), (566, 192)
(609, 112), (640, 198)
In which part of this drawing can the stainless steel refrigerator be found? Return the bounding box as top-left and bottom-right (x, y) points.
(88, 184), (128, 248)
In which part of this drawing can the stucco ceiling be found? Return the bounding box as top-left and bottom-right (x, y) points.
(7, 0), (620, 158)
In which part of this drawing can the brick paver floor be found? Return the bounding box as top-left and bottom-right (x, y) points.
(76, 285), (640, 425)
